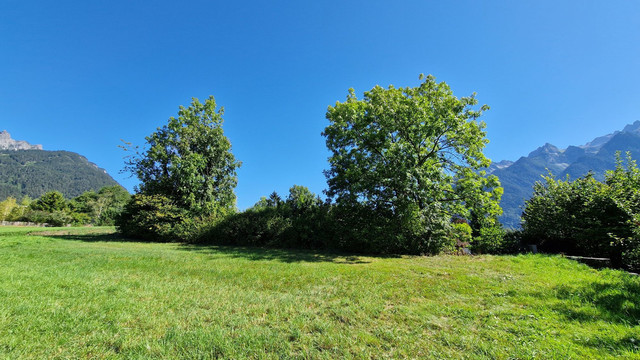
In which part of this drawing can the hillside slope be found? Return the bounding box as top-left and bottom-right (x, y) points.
(0, 150), (121, 199)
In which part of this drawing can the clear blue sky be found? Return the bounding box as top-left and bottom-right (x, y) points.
(2, 1), (639, 209)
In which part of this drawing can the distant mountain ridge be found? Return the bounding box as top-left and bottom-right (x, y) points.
(0, 131), (122, 199)
(0, 130), (42, 150)
(492, 121), (640, 228)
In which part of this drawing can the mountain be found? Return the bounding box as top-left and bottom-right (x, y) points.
(0, 130), (42, 150)
(491, 121), (640, 228)
(0, 131), (121, 199)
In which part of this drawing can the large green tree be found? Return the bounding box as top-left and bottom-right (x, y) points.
(322, 75), (502, 253)
(124, 96), (241, 217)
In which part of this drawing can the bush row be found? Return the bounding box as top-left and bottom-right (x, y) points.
(117, 186), (519, 256)
(0, 186), (130, 226)
(521, 154), (640, 271)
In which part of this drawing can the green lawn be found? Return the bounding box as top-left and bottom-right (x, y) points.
(0, 227), (639, 359)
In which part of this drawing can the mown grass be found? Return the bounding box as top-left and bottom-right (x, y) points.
(0, 226), (639, 359)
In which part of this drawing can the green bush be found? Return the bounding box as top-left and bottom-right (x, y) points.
(470, 225), (500, 254)
(615, 237), (640, 272)
(522, 154), (640, 270)
(205, 193), (461, 255)
(501, 229), (525, 254)
(20, 209), (74, 226)
(116, 194), (190, 242)
(203, 188), (334, 250)
(207, 208), (292, 247)
(328, 203), (452, 255)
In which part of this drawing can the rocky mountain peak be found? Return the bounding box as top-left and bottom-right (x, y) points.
(0, 130), (43, 150)
(527, 143), (562, 159)
(622, 120), (640, 134)
(581, 120), (640, 151)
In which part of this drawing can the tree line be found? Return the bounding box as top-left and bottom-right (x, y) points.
(116, 75), (510, 255)
(12, 74), (636, 269)
(0, 185), (130, 226)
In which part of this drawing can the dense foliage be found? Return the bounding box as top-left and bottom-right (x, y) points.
(70, 186), (132, 225)
(116, 194), (190, 242)
(118, 96), (241, 240)
(0, 150), (120, 199)
(322, 75), (503, 254)
(495, 131), (640, 228)
(522, 153), (640, 270)
(0, 185), (130, 226)
(204, 186), (334, 249)
(113, 81), (511, 255)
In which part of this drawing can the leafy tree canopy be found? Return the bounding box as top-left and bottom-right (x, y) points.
(322, 74), (502, 252)
(124, 96), (241, 217)
(31, 191), (67, 212)
(0, 197), (17, 221)
(70, 185), (131, 225)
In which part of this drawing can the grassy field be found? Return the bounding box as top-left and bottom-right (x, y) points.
(0, 227), (639, 359)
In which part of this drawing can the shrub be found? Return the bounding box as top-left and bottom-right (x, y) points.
(20, 209), (74, 226)
(328, 203), (452, 255)
(203, 188), (334, 250)
(501, 229), (524, 254)
(521, 154), (640, 270)
(116, 194), (189, 242)
(471, 225), (501, 254)
(205, 208), (288, 247)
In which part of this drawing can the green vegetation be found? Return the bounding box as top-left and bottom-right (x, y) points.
(0, 227), (638, 358)
(0, 186), (130, 226)
(323, 74), (502, 254)
(118, 78), (508, 256)
(119, 96), (241, 241)
(522, 153), (640, 270)
(207, 185), (334, 250)
(0, 150), (119, 199)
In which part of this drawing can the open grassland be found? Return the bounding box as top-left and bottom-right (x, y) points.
(0, 227), (639, 359)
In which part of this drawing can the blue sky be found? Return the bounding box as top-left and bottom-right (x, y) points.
(1, 1), (639, 209)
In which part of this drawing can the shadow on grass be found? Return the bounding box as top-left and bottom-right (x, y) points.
(35, 230), (376, 264)
(552, 275), (640, 325)
(29, 229), (142, 243)
(577, 334), (640, 353)
(177, 243), (374, 264)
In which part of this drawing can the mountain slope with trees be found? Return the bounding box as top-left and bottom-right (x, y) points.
(0, 150), (121, 199)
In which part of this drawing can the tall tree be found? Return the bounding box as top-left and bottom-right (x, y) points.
(322, 75), (502, 253)
(124, 96), (241, 217)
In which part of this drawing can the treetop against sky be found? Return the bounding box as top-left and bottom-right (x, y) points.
(1, 1), (638, 209)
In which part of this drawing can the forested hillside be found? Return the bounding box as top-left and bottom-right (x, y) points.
(0, 150), (121, 199)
